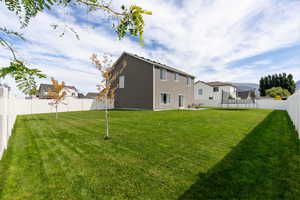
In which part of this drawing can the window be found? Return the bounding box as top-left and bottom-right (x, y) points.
(187, 77), (191, 86)
(72, 93), (75, 96)
(213, 87), (219, 92)
(119, 75), (125, 88)
(160, 69), (167, 80)
(160, 93), (171, 104)
(209, 97), (213, 100)
(198, 89), (203, 95)
(174, 73), (179, 81)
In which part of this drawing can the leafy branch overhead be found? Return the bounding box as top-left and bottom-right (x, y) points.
(0, 27), (25, 59)
(0, 60), (47, 96)
(2, 0), (152, 42)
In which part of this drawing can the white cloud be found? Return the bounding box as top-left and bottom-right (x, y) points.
(0, 0), (299, 96)
(253, 59), (272, 65)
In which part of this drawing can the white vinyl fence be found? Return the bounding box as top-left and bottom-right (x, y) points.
(286, 91), (300, 135)
(0, 86), (113, 159)
(221, 99), (288, 110)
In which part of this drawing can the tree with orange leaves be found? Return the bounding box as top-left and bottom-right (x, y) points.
(47, 78), (67, 119)
(91, 53), (127, 139)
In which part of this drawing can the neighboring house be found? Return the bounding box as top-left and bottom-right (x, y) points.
(0, 83), (10, 90)
(85, 92), (99, 99)
(78, 93), (85, 98)
(194, 81), (237, 106)
(37, 84), (79, 99)
(112, 52), (195, 110)
(0, 84), (10, 96)
(237, 90), (256, 100)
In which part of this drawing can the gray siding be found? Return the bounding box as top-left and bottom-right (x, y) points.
(154, 67), (194, 110)
(114, 54), (153, 109)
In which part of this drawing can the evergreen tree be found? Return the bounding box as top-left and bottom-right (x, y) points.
(259, 73), (296, 96)
(287, 74), (296, 94)
(259, 78), (265, 96)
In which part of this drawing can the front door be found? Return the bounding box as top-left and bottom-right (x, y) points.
(178, 95), (184, 108)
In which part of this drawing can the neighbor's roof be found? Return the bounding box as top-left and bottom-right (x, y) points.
(39, 84), (78, 92)
(0, 83), (10, 89)
(237, 91), (251, 99)
(195, 81), (237, 88)
(85, 92), (99, 98)
(115, 52), (195, 78)
(206, 81), (237, 87)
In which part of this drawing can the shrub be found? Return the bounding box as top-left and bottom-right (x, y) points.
(266, 87), (291, 98)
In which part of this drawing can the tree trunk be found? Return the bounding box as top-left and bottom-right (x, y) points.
(104, 94), (109, 139)
(55, 105), (58, 120)
(30, 95), (33, 115)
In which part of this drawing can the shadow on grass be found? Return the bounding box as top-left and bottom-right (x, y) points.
(178, 110), (300, 200)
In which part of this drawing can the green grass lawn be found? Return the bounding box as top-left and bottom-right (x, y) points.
(0, 109), (299, 200)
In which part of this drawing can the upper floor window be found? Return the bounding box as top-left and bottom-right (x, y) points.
(119, 75), (125, 88)
(213, 87), (219, 92)
(160, 69), (167, 80)
(174, 73), (179, 81)
(187, 77), (192, 86)
(198, 89), (203, 95)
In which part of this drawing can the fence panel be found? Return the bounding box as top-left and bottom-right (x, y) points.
(0, 91), (113, 159)
(0, 87), (16, 159)
(287, 91), (300, 136)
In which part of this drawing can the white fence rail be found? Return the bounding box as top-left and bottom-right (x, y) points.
(0, 87), (113, 159)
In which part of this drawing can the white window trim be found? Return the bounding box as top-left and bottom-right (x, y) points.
(174, 73), (179, 81)
(213, 87), (219, 92)
(160, 92), (171, 105)
(178, 94), (184, 108)
(119, 75), (125, 88)
(198, 89), (203, 95)
(187, 77), (192, 87)
(160, 69), (167, 81)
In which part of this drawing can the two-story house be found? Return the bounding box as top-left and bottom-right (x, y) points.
(112, 52), (195, 110)
(194, 81), (237, 106)
(37, 84), (79, 99)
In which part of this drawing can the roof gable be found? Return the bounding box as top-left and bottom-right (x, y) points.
(114, 52), (195, 78)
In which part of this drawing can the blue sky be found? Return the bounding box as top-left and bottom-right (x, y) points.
(0, 0), (299, 95)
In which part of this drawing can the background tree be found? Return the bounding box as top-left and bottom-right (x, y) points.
(287, 74), (296, 94)
(266, 87), (291, 98)
(47, 78), (67, 119)
(259, 73), (296, 96)
(91, 53), (126, 139)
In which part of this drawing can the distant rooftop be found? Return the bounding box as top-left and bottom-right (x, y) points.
(85, 92), (98, 99)
(39, 84), (78, 92)
(206, 81), (236, 87)
(120, 52), (195, 78)
(195, 81), (237, 88)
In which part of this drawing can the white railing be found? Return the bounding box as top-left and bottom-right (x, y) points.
(0, 87), (113, 159)
(287, 91), (300, 136)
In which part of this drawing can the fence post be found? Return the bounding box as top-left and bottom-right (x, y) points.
(0, 86), (9, 159)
